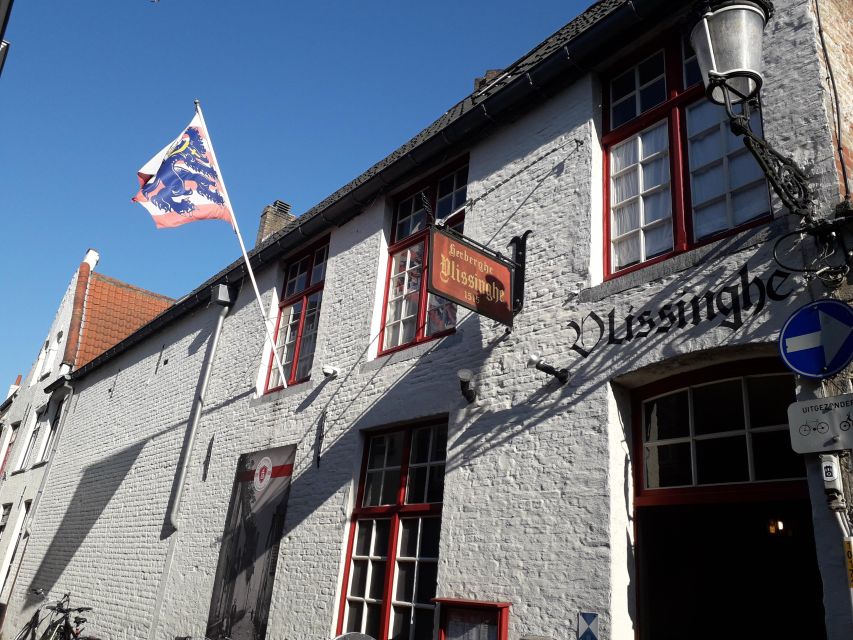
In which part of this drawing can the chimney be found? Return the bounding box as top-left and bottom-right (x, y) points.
(256, 200), (296, 247)
(474, 69), (504, 93)
(5, 374), (21, 400)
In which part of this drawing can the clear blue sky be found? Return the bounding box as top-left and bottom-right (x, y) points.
(0, 0), (590, 390)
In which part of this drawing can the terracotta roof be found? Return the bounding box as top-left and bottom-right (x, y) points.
(75, 273), (174, 368)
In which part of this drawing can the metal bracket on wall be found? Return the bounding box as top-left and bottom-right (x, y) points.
(509, 230), (533, 315)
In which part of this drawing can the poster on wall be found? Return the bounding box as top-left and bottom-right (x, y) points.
(205, 445), (296, 640)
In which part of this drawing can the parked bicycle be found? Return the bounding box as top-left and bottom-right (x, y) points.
(11, 589), (52, 640)
(39, 595), (96, 640)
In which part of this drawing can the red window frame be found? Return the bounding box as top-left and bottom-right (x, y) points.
(377, 160), (468, 357)
(337, 420), (447, 640)
(631, 358), (809, 508)
(264, 237), (329, 392)
(603, 35), (771, 279)
(631, 359), (811, 639)
(433, 599), (510, 640)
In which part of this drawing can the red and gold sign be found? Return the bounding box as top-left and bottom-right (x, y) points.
(428, 227), (514, 326)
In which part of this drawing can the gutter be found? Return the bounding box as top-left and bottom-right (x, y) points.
(66, 0), (670, 385)
(167, 285), (233, 531)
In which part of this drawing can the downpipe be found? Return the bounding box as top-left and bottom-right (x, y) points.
(167, 285), (232, 531)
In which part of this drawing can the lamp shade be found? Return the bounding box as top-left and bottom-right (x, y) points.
(689, 1), (772, 105)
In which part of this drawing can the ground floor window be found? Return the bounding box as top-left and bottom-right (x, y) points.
(633, 360), (825, 639)
(339, 420), (447, 640)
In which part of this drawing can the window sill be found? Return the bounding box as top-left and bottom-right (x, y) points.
(582, 221), (777, 303)
(363, 330), (462, 373)
(9, 469), (26, 476)
(251, 380), (316, 406)
(30, 461), (48, 470)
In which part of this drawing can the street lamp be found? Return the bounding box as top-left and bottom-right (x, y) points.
(689, 1), (815, 220)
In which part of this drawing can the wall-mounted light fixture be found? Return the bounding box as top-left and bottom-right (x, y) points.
(689, 0), (852, 286)
(322, 365), (340, 379)
(457, 368), (476, 403)
(526, 354), (569, 385)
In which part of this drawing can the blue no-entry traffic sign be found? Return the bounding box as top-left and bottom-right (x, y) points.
(779, 300), (853, 378)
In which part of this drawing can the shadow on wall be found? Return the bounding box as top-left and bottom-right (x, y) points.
(25, 440), (146, 600)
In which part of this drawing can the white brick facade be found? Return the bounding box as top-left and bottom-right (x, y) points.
(4, 2), (853, 639)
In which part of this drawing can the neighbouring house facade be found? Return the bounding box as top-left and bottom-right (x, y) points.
(0, 249), (172, 621)
(3, 1), (853, 639)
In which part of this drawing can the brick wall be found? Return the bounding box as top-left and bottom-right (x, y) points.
(814, 0), (853, 203)
(3, 2), (852, 639)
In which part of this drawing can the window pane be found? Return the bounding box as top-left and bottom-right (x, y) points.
(426, 294), (456, 337)
(643, 189), (671, 224)
(392, 606), (412, 640)
(396, 561), (415, 601)
(642, 157), (669, 189)
(645, 443), (692, 488)
(387, 433), (403, 467)
(413, 609), (435, 640)
(644, 222), (673, 257)
(420, 518), (441, 558)
(311, 245), (328, 283)
(644, 391), (689, 442)
(693, 380), (744, 435)
(399, 520), (418, 558)
(638, 51), (665, 85)
(346, 602), (363, 632)
(612, 168), (639, 204)
(732, 184), (770, 224)
(729, 151), (764, 190)
(753, 430), (806, 480)
(684, 57), (702, 88)
(691, 162), (725, 205)
(611, 138), (638, 173)
(432, 427), (447, 461)
(373, 519), (391, 556)
(426, 465), (445, 503)
(640, 123), (668, 158)
(611, 69), (635, 102)
(367, 437), (386, 469)
(613, 202), (640, 237)
(363, 471), (383, 507)
(356, 521), (372, 555)
(410, 428), (431, 464)
(696, 436), (749, 484)
(415, 562), (438, 604)
(382, 469), (401, 504)
(365, 604), (381, 640)
(687, 100), (722, 136)
(690, 129), (722, 169)
(693, 200), (728, 239)
(640, 78), (666, 112)
(369, 561), (386, 599)
(406, 466), (427, 504)
(612, 99), (637, 129)
(747, 375), (795, 428)
(613, 233), (641, 269)
(350, 559), (368, 596)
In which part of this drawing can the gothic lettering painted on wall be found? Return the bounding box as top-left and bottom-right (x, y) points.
(568, 262), (794, 359)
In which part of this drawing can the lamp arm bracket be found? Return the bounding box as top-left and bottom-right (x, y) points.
(735, 120), (815, 220)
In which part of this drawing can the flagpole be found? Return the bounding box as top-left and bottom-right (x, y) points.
(194, 100), (289, 389)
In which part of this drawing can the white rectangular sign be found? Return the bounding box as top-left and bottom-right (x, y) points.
(788, 393), (853, 453)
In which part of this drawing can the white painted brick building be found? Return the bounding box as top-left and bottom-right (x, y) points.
(4, 1), (853, 639)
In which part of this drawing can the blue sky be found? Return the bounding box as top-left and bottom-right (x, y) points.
(0, 0), (590, 390)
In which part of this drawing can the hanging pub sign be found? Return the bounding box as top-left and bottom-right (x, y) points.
(428, 226), (515, 327)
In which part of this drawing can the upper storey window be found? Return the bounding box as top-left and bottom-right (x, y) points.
(604, 37), (770, 277)
(379, 163), (467, 355)
(266, 240), (328, 391)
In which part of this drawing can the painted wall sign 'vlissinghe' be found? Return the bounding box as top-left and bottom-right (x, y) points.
(568, 262), (795, 359)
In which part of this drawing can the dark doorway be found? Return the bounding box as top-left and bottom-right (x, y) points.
(637, 499), (826, 639)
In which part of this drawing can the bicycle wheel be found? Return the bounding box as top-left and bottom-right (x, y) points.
(36, 619), (63, 640)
